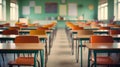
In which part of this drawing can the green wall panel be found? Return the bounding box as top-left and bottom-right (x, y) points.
(108, 0), (114, 20)
(18, 0), (98, 22)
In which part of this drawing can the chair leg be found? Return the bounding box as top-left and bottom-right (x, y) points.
(37, 60), (40, 67)
(9, 65), (13, 67)
(77, 45), (79, 63)
(1, 54), (4, 61)
(91, 63), (94, 67)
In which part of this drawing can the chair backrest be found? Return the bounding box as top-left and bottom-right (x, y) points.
(9, 27), (20, 30)
(3, 23), (10, 27)
(2, 30), (19, 35)
(109, 30), (120, 35)
(0, 24), (4, 27)
(90, 35), (113, 43)
(99, 27), (110, 30)
(71, 25), (83, 30)
(66, 22), (75, 28)
(77, 30), (93, 35)
(30, 30), (46, 35)
(14, 36), (39, 43)
(37, 27), (49, 30)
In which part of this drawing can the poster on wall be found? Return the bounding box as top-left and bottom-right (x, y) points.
(45, 2), (58, 13)
(59, 5), (67, 16)
(22, 6), (30, 15)
(68, 3), (78, 16)
(34, 6), (42, 14)
(29, 1), (35, 7)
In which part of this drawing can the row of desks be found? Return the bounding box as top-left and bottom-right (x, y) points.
(0, 27), (57, 67)
(75, 34), (120, 67)
(65, 27), (120, 67)
(86, 43), (120, 67)
(0, 43), (44, 67)
(0, 35), (47, 67)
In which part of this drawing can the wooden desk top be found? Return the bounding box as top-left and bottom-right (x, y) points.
(0, 35), (48, 39)
(86, 43), (120, 50)
(0, 35), (18, 38)
(93, 30), (109, 32)
(76, 34), (120, 39)
(0, 43), (44, 50)
(19, 30), (52, 33)
(71, 30), (109, 33)
(77, 35), (92, 39)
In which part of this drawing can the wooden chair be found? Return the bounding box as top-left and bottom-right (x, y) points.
(1, 29), (19, 63)
(30, 30), (46, 36)
(37, 27), (49, 30)
(99, 27), (110, 30)
(0, 24), (4, 27)
(71, 25), (83, 30)
(109, 30), (120, 35)
(76, 30), (93, 62)
(29, 30), (48, 64)
(109, 30), (120, 42)
(8, 36), (40, 67)
(2, 29), (19, 35)
(3, 23), (10, 27)
(89, 35), (115, 67)
(8, 27), (20, 30)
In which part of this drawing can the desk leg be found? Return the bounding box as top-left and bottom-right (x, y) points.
(45, 39), (48, 63)
(94, 51), (97, 67)
(49, 34), (51, 55)
(76, 39), (78, 63)
(80, 39), (83, 67)
(40, 50), (44, 67)
(71, 32), (74, 55)
(34, 52), (37, 67)
(88, 50), (91, 67)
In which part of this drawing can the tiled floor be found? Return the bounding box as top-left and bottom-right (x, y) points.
(47, 28), (84, 67)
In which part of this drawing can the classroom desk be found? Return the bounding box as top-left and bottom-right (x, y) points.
(70, 30), (109, 55)
(0, 35), (48, 64)
(0, 27), (8, 30)
(93, 30), (109, 34)
(0, 30), (52, 34)
(0, 43), (44, 67)
(71, 30), (109, 35)
(75, 35), (120, 67)
(0, 30), (53, 54)
(0, 29), (52, 50)
(19, 30), (53, 55)
(86, 43), (120, 67)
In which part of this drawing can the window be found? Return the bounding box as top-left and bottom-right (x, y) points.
(0, 0), (6, 21)
(98, 0), (108, 20)
(10, 0), (18, 21)
(114, 0), (120, 20)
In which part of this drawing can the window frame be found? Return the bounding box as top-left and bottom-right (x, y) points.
(0, 0), (6, 21)
(98, 0), (108, 20)
(10, 0), (18, 21)
(114, 0), (120, 21)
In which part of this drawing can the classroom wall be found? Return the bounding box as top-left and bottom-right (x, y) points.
(2, 0), (116, 26)
(108, 0), (114, 21)
(18, 0), (98, 23)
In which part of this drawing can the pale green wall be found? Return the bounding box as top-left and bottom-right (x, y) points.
(18, 0), (98, 23)
(108, 0), (114, 20)
(6, 0), (10, 21)
(3, 0), (116, 27)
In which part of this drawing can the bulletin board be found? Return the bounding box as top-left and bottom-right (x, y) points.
(59, 4), (67, 16)
(45, 2), (58, 13)
(68, 3), (78, 16)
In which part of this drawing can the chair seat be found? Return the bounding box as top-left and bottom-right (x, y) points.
(91, 56), (114, 65)
(8, 57), (34, 66)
